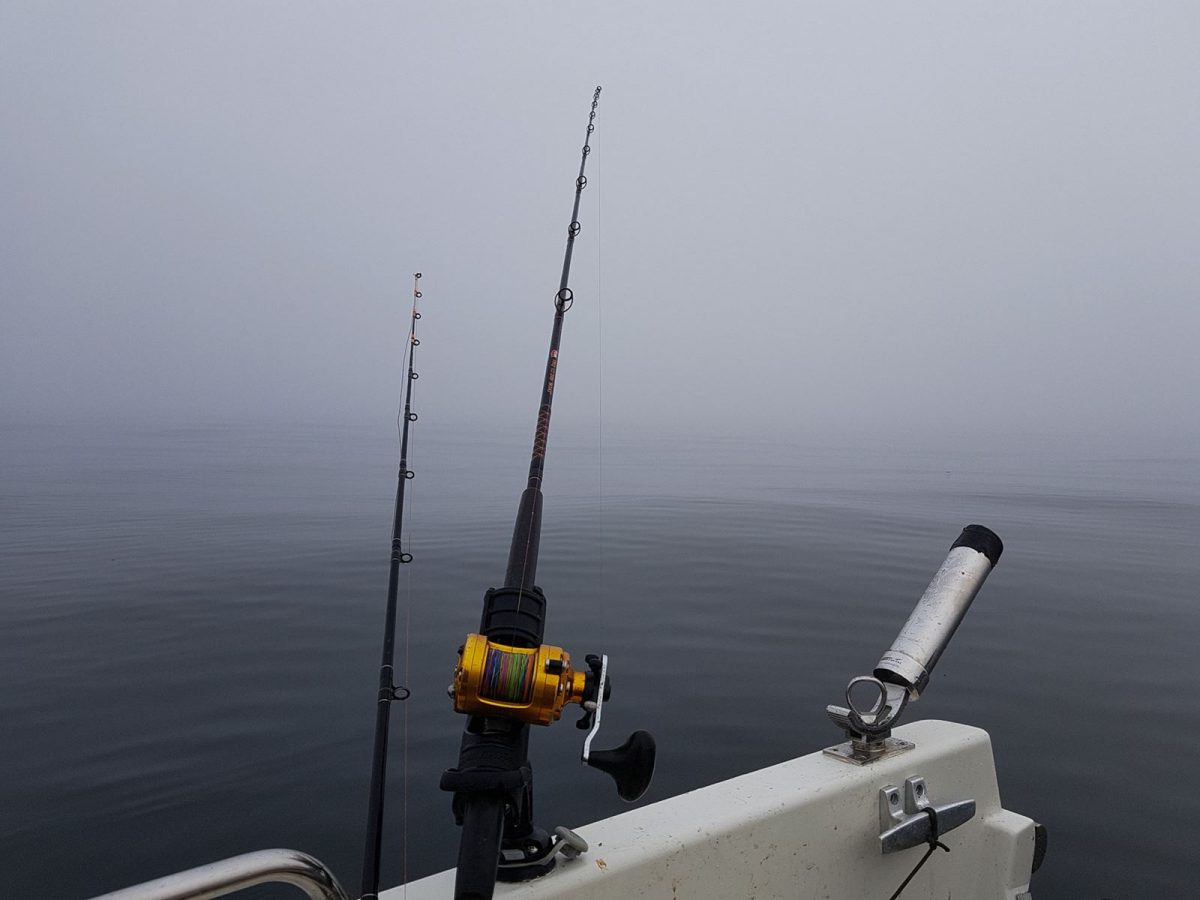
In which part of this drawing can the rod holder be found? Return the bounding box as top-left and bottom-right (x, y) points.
(825, 525), (1002, 764)
(875, 524), (1002, 698)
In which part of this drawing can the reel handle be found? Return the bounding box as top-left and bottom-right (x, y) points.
(585, 730), (657, 802)
(578, 653), (656, 801)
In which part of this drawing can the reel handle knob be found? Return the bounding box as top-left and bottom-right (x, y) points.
(585, 730), (656, 801)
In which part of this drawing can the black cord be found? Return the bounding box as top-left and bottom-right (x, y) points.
(886, 808), (950, 900)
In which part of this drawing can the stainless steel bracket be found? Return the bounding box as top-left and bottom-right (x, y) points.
(878, 776), (975, 854)
(87, 848), (350, 900)
(823, 736), (914, 766)
(824, 676), (912, 764)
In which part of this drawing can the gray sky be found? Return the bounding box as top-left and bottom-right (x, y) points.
(3, 2), (1197, 445)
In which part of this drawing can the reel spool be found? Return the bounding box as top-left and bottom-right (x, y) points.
(452, 634), (592, 727)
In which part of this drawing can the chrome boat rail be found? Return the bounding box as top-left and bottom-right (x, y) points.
(88, 849), (350, 900)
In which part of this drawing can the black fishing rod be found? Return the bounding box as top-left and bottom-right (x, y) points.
(503, 87), (597, 592)
(441, 88), (656, 900)
(360, 273), (423, 900)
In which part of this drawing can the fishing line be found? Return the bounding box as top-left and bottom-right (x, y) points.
(480, 646), (537, 702)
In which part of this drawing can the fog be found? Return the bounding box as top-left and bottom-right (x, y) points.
(3, 2), (1197, 448)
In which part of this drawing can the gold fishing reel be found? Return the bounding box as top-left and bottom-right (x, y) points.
(451, 633), (594, 727)
(450, 631), (656, 802)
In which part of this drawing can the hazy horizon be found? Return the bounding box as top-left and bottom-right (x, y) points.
(4, 3), (1198, 448)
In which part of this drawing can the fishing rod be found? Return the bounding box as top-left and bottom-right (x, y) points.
(360, 273), (423, 900)
(441, 88), (656, 900)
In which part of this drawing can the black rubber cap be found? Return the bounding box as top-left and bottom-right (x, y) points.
(951, 524), (1003, 566)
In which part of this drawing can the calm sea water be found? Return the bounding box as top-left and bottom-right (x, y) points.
(2, 417), (1198, 898)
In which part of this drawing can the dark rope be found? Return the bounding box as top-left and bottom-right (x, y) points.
(885, 807), (950, 900)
